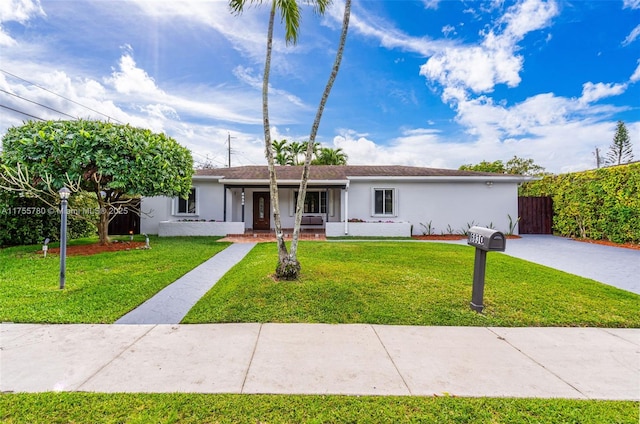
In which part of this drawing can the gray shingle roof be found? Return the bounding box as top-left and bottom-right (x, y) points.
(195, 165), (516, 180)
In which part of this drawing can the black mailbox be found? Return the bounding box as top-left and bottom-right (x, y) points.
(467, 226), (507, 313)
(467, 226), (506, 252)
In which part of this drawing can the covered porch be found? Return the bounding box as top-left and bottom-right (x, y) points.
(222, 182), (348, 235)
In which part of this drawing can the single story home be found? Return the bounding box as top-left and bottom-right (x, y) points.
(140, 165), (530, 237)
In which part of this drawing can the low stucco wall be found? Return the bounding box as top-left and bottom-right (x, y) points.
(158, 221), (245, 237)
(326, 222), (412, 237)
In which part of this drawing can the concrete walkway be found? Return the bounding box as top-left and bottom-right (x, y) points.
(115, 243), (256, 324)
(1, 323), (638, 399)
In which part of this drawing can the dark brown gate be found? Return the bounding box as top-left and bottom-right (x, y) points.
(518, 196), (553, 234)
(108, 199), (141, 235)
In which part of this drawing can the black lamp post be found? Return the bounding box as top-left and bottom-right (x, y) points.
(59, 187), (71, 289)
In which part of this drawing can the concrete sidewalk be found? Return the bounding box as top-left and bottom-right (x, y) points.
(1, 323), (638, 399)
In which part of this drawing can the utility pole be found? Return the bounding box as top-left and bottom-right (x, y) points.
(594, 147), (603, 169)
(227, 132), (236, 168)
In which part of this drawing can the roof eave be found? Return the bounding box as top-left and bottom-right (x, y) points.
(346, 175), (534, 183)
(220, 179), (350, 186)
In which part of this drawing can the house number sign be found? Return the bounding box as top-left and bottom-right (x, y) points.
(468, 233), (485, 245)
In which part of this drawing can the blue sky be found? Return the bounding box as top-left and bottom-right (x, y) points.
(1, 0), (638, 173)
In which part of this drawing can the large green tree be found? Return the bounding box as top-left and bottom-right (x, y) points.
(231, 0), (351, 280)
(1, 120), (193, 245)
(459, 156), (546, 176)
(606, 121), (634, 166)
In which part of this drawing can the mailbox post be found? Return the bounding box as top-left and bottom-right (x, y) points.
(467, 226), (506, 312)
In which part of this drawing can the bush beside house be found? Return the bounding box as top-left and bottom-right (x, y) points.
(0, 190), (96, 247)
(520, 163), (640, 243)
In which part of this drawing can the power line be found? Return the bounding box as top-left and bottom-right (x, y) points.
(0, 104), (46, 121)
(0, 88), (77, 119)
(0, 68), (123, 124)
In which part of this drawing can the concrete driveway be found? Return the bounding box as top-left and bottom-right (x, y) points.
(500, 235), (640, 295)
(438, 235), (639, 294)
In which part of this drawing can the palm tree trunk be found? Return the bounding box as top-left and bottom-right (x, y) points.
(290, 0), (351, 261)
(263, 1), (292, 275)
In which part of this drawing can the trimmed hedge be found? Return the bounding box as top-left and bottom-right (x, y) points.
(0, 190), (96, 247)
(520, 163), (640, 243)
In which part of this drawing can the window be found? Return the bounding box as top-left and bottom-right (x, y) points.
(175, 188), (197, 215)
(294, 191), (327, 214)
(373, 188), (394, 216)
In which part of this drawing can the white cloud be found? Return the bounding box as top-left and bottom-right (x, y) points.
(106, 52), (164, 96)
(232, 66), (307, 109)
(622, 24), (640, 46)
(334, 117), (627, 174)
(422, 0), (440, 10)
(442, 25), (456, 37)
(333, 80), (634, 174)
(498, 0), (558, 39)
(420, 0), (558, 98)
(0, 0), (45, 46)
(127, 0), (320, 76)
(331, 3), (450, 57)
(420, 42), (524, 96)
(630, 60), (640, 82)
(580, 82), (627, 104)
(623, 0), (640, 9)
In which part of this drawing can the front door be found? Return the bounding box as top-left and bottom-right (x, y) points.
(253, 192), (270, 230)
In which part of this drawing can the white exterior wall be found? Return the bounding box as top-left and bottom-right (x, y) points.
(141, 178), (519, 236)
(346, 180), (519, 235)
(140, 181), (225, 235)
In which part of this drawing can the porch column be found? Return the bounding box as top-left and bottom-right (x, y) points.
(325, 187), (329, 226)
(223, 185), (228, 222)
(344, 183), (349, 235)
(241, 188), (245, 223)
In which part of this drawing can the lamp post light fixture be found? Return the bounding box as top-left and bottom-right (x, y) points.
(58, 187), (71, 290)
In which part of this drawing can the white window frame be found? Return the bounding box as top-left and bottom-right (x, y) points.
(172, 187), (198, 216)
(371, 187), (397, 217)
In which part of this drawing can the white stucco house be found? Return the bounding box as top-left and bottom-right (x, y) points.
(140, 165), (529, 237)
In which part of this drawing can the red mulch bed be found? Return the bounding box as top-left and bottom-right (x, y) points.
(573, 238), (640, 251)
(36, 236), (638, 256)
(42, 240), (147, 256)
(412, 235), (521, 240)
(412, 235), (639, 250)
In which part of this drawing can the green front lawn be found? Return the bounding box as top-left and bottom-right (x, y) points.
(184, 242), (640, 327)
(1, 393), (636, 424)
(0, 236), (229, 323)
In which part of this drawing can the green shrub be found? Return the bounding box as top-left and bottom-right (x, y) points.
(0, 189), (96, 247)
(521, 164), (640, 243)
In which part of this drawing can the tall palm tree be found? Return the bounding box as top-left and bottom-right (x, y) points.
(290, 0), (351, 269)
(230, 0), (317, 278)
(272, 139), (291, 165)
(230, 0), (351, 279)
(312, 147), (348, 165)
(287, 141), (305, 165)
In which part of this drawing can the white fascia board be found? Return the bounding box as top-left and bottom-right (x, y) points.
(346, 176), (535, 183)
(192, 175), (224, 181)
(221, 179), (349, 186)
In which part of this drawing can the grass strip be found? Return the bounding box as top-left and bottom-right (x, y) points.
(0, 393), (637, 423)
(184, 242), (640, 327)
(0, 237), (229, 323)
